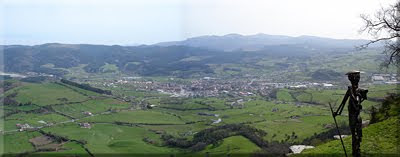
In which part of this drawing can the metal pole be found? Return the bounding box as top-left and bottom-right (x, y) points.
(329, 103), (348, 157)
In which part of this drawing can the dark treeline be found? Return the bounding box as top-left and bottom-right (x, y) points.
(38, 130), (94, 157)
(161, 123), (290, 155)
(301, 123), (350, 146)
(55, 82), (89, 97)
(2, 81), (18, 92)
(20, 76), (48, 83)
(3, 92), (36, 107)
(3, 92), (19, 106)
(311, 69), (342, 81)
(60, 79), (112, 95)
(370, 93), (400, 124)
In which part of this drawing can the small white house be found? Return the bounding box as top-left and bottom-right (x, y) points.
(79, 123), (91, 129)
(83, 111), (93, 116)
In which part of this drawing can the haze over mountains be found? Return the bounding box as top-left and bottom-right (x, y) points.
(2, 33), (380, 78)
(156, 33), (371, 51)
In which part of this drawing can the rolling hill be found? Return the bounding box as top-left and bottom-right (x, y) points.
(156, 33), (371, 51)
(1, 34), (387, 79)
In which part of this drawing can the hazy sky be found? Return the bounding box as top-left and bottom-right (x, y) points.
(1, 0), (397, 45)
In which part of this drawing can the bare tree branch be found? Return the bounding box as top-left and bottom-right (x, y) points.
(359, 0), (400, 67)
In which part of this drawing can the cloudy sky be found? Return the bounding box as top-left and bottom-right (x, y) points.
(1, 0), (397, 45)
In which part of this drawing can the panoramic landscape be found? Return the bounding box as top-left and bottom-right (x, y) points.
(1, 0), (399, 157)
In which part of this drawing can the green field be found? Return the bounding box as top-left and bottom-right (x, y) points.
(4, 113), (70, 130)
(100, 63), (119, 73)
(81, 110), (186, 124)
(52, 98), (131, 118)
(2, 131), (41, 154)
(2, 79), (398, 156)
(10, 82), (88, 106)
(200, 136), (261, 156)
(277, 89), (295, 102)
(42, 123), (179, 155)
(32, 142), (91, 157)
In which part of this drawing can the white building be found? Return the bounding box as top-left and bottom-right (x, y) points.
(372, 75), (385, 84)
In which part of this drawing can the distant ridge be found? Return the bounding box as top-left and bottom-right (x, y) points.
(156, 33), (371, 51)
(2, 33), (384, 78)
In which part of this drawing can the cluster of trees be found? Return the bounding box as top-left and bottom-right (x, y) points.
(222, 67), (242, 72)
(268, 89), (279, 99)
(37, 130), (70, 143)
(4, 92), (19, 106)
(20, 76), (48, 83)
(192, 124), (267, 147)
(38, 130), (88, 152)
(161, 123), (290, 154)
(282, 132), (298, 143)
(3, 93), (35, 107)
(55, 82), (90, 97)
(311, 69), (341, 81)
(301, 123), (350, 146)
(2, 81), (18, 92)
(194, 100), (207, 105)
(160, 98), (184, 105)
(370, 93), (400, 123)
(60, 79), (112, 95)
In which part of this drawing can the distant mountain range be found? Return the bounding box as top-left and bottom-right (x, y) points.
(1, 33), (382, 78)
(156, 33), (372, 51)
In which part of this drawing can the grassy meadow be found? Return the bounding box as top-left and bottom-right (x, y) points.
(1, 79), (398, 156)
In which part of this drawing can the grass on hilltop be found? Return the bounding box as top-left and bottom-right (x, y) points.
(299, 117), (399, 156)
(1, 131), (41, 154)
(42, 123), (179, 155)
(10, 82), (88, 106)
(4, 113), (70, 130)
(197, 135), (261, 157)
(80, 110), (186, 125)
(52, 98), (131, 118)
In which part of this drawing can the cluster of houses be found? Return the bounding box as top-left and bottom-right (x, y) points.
(14, 116), (95, 133)
(25, 72), (55, 78)
(287, 83), (335, 89)
(91, 72), (399, 99)
(98, 77), (342, 98)
(371, 73), (399, 84)
(16, 123), (35, 131)
(14, 122), (92, 132)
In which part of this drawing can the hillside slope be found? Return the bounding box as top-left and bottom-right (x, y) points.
(299, 117), (399, 156)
